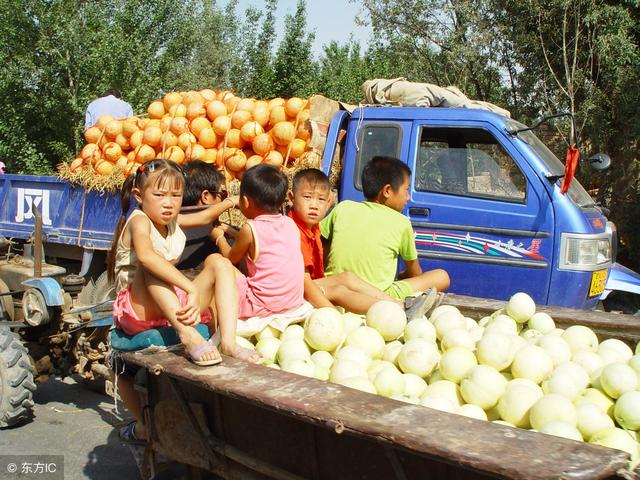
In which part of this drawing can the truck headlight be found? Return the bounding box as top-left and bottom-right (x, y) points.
(560, 233), (612, 271)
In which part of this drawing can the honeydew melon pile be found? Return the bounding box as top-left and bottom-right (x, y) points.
(237, 294), (640, 466)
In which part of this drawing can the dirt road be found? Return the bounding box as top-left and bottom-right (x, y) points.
(1, 375), (140, 479)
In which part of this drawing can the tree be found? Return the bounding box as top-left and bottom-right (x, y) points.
(0, 0), (206, 172)
(316, 39), (368, 103)
(188, 0), (238, 91)
(0, 0), (49, 173)
(243, 0), (278, 98)
(354, 0), (508, 101)
(272, 0), (317, 98)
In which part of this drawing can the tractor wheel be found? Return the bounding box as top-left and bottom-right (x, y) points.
(0, 327), (36, 427)
(0, 279), (14, 322)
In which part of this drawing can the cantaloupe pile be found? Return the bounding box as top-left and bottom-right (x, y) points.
(72, 89), (315, 180)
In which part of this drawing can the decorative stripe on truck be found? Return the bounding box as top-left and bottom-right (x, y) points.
(414, 230), (547, 261)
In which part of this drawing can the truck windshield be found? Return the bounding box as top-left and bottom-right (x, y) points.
(510, 123), (596, 209)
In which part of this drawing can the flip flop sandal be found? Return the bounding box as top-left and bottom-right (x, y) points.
(188, 339), (223, 366)
(119, 420), (146, 445)
(404, 288), (438, 320)
(234, 346), (262, 364)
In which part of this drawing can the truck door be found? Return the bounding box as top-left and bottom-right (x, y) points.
(407, 122), (555, 304)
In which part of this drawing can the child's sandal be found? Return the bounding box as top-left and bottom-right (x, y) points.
(119, 420), (146, 445)
(188, 339), (223, 366)
(404, 288), (438, 320)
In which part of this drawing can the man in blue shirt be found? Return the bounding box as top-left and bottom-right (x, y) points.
(84, 89), (134, 129)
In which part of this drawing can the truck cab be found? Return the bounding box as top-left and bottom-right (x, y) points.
(322, 106), (636, 310)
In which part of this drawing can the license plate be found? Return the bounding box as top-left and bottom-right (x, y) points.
(589, 269), (608, 297)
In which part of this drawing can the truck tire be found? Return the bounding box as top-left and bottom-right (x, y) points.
(0, 327), (36, 428)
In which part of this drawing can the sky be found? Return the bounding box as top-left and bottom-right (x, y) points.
(225, 0), (372, 57)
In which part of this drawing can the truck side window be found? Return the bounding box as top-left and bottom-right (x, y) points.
(355, 124), (401, 190)
(415, 127), (526, 202)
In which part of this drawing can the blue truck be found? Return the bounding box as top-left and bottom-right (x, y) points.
(1, 104), (640, 428)
(322, 106), (640, 312)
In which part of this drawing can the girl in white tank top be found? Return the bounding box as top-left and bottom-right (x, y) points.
(108, 159), (259, 443)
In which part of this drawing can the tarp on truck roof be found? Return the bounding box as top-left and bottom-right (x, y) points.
(362, 77), (511, 117)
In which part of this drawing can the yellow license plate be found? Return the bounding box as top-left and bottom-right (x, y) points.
(589, 269), (608, 297)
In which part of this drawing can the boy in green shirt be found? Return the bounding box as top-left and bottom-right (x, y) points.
(320, 156), (450, 300)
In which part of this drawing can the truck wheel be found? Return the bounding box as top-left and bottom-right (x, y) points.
(0, 327), (36, 428)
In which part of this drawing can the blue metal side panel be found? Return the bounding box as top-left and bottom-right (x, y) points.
(54, 186), (122, 248)
(0, 175), (67, 239)
(322, 111), (350, 177)
(0, 174), (120, 249)
(602, 262), (640, 298)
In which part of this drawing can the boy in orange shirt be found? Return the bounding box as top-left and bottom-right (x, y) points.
(288, 168), (436, 318)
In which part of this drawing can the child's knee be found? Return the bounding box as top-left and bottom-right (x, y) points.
(204, 253), (232, 271)
(335, 271), (358, 286)
(434, 269), (450, 290)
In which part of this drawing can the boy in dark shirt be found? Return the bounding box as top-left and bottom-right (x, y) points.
(177, 161), (238, 270)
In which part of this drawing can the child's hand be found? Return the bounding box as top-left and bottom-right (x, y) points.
(218, 223), (239, 237)
(227, 195), (239, 208)
(176, 289), (200, 326)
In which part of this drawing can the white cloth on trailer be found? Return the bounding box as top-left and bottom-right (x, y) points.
(235, 301), (315, 338)
(362, 78), (511, 117)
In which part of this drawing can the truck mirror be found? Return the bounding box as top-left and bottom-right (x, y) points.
(588, 153), (611, 171)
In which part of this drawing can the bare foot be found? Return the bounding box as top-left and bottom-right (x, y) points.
(180, 327), (221, 364)
(221, 343), (261, 363)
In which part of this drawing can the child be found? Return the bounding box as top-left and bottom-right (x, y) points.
(182, 159), (227, 207)
(289, 168), (437, 317)
(109, 159), (257, 442)
(212, 164), (306, 318)
(321, 156), (450, 301)
(178, 160), (237, 270)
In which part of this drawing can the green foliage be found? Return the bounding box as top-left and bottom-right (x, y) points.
(0, 0), (225, 172)
(243, 0), (278, 98)
(272, 0), (318, 98)
(315, 39), (368, 103)
(190, 0), (240, 91)
(0, 112), (51, 174)
(356, 0), (508, 101)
